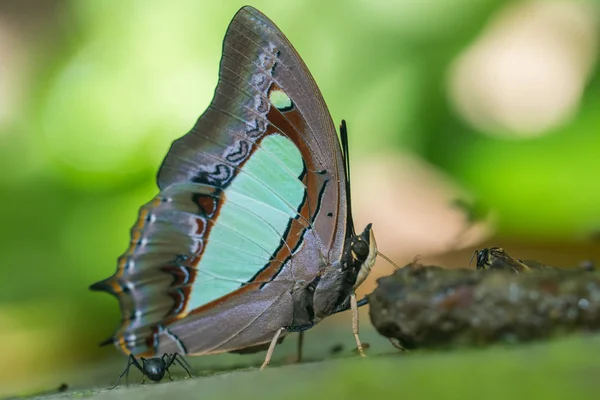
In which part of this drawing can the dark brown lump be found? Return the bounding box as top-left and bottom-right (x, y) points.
(368, 263), (600, 349)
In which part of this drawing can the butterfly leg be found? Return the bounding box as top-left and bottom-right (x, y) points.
(296, 331), (304, 363)
(288, 321), (314, 363)
(350, 293), (366, 358)
(332, 296), (368, 314)
(260, 327), (286, 370)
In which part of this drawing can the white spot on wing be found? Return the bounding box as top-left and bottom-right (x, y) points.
(269, 89), (292, 110)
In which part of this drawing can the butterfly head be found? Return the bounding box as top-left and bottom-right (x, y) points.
(351, 223), (377, 289)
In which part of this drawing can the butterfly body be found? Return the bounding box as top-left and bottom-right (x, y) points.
(90, 6), (376, 361)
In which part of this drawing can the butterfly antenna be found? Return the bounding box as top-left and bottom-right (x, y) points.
(340, 120), (356, 236)
(377, 251), (401, 269)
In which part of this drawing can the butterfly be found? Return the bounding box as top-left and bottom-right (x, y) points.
(90, 5), (378, 369)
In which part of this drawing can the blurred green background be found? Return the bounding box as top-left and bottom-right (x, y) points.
(1, 0), (599, 397)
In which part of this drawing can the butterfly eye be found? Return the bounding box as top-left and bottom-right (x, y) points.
(352, 240), (370, 261)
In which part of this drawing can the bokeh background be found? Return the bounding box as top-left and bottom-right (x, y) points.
(1, 0), (599, 396)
